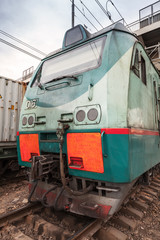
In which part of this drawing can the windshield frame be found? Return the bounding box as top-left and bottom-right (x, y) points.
(31, 36), (106, 87)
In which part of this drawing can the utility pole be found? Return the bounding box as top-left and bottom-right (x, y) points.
(72, 0), (75, 28)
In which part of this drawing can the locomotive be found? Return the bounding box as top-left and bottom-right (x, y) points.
(17, 22), (160, 219)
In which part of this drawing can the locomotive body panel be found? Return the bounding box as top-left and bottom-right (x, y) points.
(17, 23), (160, 218)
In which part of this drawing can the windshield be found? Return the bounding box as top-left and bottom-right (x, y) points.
(35, 37), (106, 85)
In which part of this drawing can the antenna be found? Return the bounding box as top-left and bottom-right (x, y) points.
(72, 0), (75, 27)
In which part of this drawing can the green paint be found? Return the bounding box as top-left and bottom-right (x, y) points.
(25, 31), (135, 108)
(129, 134), (160, 180)
(17, 128), (160, 183)
(17, 25), (160, 185)
(68, 132), (130, 182)
(128, 42), (160, 130)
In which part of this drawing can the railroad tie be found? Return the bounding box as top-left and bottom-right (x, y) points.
(153, 177), (160, 184)
(129, 200), (149, 211)
(2, 225), (33, 240)
(32, 215), (71, 238)
(141, 188), (158, 197)
(149, 184), (160, 192)
(111, 215), (137, 231)
(120, 206), (144, 220)
(152, 181), (160, 188)
(96, 226), (127, 240)
(139, 192), (154, 203)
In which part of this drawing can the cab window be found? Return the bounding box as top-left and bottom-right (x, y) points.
(133, 49), (140, 77)
(141, 56), (147, 85)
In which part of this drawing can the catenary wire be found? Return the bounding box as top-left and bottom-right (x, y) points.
(69, 0), (98, 31)
(95, 0), (114, 23)
(0, 38), (41, 60)
(74, 14), (91, 31)
(0, 29), (47, 56)
(79, 0), (104, 29)
(106, 0), (133, 32)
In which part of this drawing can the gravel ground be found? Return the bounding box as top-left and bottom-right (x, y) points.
(107, 184), (160, 240)
(0, 172), (29, 215)
(0, 172), (160, 240)
(130, 194), (160, 240)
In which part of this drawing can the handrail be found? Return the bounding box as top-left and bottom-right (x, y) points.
(126, 7), (160, 32)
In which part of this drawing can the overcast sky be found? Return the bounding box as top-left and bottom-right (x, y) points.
(0, 0), (157, 80)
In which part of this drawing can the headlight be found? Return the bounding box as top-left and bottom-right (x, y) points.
(28, 116), (34, 125)
(76, 110), (85, 122)
(87, 108), (98, 121)
(22, 114), (35, 127)
(22, 116), (27, 126)
(74, 104), (101, 125)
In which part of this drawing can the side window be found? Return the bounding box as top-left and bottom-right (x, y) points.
(156, 81), (160, 131)
(132, 49), (140, 77)
(158, 85), (160, 101)
(157, 84), (160, 130)
(141, 56), (147, 85)
(153, 80), (160, 130)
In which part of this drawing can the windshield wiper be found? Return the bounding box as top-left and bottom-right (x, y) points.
(38, 82), (45, 90)
(46, 75), (78, 84)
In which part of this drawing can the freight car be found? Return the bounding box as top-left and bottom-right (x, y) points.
(0, 77), (26, 174)
(17, 22), (160, 219)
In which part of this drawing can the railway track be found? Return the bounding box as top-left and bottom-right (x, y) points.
(0, 203), (43, 228)
(0, 169), (27, 187)
(0, 175), (160, 240)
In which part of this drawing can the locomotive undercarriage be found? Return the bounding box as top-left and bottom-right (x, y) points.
(29, 153), (137, 219)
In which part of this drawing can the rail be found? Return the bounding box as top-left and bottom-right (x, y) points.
(67, 219), (104, 240)
(0, 203), (43, 228)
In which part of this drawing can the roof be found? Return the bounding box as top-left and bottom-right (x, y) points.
(45, 21), (132, 59)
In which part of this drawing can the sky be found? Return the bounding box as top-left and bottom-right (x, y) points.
(0, 0), (157, 80)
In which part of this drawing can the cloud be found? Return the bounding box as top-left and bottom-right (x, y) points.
(0, 0), (157, 79)
(0, 0), (71, 79)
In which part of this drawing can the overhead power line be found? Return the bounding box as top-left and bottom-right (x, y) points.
(106, 0), (132, 32)
(74, 14), (91, 31)
(0, 38), (41, 60)
(79, 0), (104, 29)
(95, 0), (114, 23)
(0, 29), (47, 56)
(69, 0), (98, 31)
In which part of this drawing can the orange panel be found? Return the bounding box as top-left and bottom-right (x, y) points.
(67, 133), (104, 173)
(19, 134), (40, 162)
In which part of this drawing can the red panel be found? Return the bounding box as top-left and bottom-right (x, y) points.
(101, 128), (159, 136)
(19, 134), (40, 162)
(97, 204), (111, 218)
(101, 128), (130, 134)
(67, 133), (104, 173)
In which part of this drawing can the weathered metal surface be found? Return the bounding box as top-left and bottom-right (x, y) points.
(30, 154), (61, 181)
(0, 76), (26, 143)
(17, 20), (160, 221)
